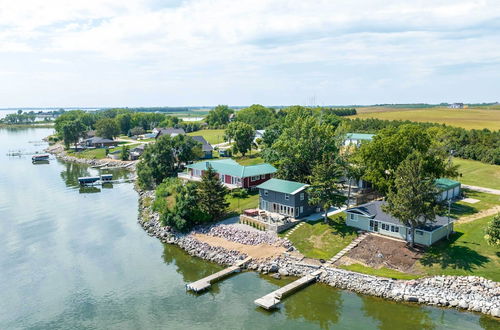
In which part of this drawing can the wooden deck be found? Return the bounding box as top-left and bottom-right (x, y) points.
(254, 270), (324, 309)
(186, 257), (252, 292)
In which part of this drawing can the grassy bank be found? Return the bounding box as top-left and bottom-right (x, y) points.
(417, 215), (500, 281)
(226, 191), (259, 216)
(339, 264), (422, 280)
(453, 158), (500, 189)
(351, 106), (500, 130)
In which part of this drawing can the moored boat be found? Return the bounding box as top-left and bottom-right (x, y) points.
(32, 154), (50, 162)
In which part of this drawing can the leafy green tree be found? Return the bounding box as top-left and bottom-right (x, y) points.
(205, 105), (233, 127)
(197, 167), (229, 221)
(121, 145), (130, 160)
(95, 118), (120, 139)
(264, 116), (339, 183)
(355, 124), (457, 195)
(382, 152), (442, 247)
(307, 157), (346, 223)
(235, 104), (276, 129)
(224, 121), (255, 156)
(484, 213), (500, 246)
(116, 113), (133, 135)
(129, 126), (145, 136)
(61, 119), (86, 149)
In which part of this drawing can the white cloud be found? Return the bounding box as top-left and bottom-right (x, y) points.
(0, 0), (499, 106)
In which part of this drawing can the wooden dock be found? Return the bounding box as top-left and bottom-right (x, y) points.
(254, 270), (324, 309)
(186, 257), (252, 292)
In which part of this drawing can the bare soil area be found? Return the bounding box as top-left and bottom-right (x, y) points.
(192, 234), (286, 260)
(339, 235), (424, 273)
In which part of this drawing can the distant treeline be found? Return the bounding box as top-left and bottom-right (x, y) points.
(347, 118), (500, 165)
(322, 108), (357, 116)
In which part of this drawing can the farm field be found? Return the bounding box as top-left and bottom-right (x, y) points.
(351, 106), (500, 130)
(453, 158), (500, 189)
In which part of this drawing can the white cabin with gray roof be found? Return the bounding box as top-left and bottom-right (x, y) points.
(345, 201), (453, 246)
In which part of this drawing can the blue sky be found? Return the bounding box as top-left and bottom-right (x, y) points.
(0, 0), (499, 107)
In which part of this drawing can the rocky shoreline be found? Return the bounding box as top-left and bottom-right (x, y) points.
(136, 190), (500, 318)
(47, 146), (499, 319)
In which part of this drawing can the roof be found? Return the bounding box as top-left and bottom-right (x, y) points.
(155, 128), (186, 138)
(256, 178), (308, 195)
(190, 136), (213, 152)
(83, 137), (116, 144)
(346, 133), (375, 141)
(186, 159), (276, 177)
(435, 178), (460, 191)
(346, 200), (451, 231)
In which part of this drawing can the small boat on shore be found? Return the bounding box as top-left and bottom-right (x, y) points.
(32, 154), (50, 162)
(78, 174), (114, 185)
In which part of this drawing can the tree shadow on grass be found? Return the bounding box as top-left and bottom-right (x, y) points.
(420, 233), (490, 271)
(328, 215), (358, 238)
(448, 203), (478, 218)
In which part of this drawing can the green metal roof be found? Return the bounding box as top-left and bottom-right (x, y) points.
(256, 178), (308, 195)
(186, 159), (277, 178)
(346, 133), (375, 141)
(435, 178), (460, 190)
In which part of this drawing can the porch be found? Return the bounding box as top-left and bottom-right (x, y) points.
(240, 209), (302, 233)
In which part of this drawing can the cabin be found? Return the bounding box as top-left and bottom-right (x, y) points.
(435, 178), (461, 202)
(448, 103), (464, 109)
(130, 144), (146, 160)
(179, 159), (276, 189)
(256, 178), (318, 218)
(344, 133), (375, 147)
(154, 127), (186, 139)
(81, 137), (118, 148)
(191, 136), (213, 159)
(345, 201), (453, 246)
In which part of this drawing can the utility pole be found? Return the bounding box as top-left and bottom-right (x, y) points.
(447, 199), (452, 240)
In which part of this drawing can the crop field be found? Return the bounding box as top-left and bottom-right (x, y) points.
(350, 106), (500, 130)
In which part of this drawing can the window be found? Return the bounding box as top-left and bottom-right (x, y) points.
(390, 225), (399, 233)
(300, 193), (304, 201)
(261, 175), (265, 179)
(251, 176), (259, 181)
(284, 194), (290, 200)
(416, 230), (424, 236)
(264, 190), (268, 196)
(300, 206), (303, 214)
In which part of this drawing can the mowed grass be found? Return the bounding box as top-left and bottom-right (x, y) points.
(339, 264), (422, 280)
(453, 158), (500, 190)
(285, 215), (358, 260)
(226, 191), (259, 215)
(450, 190), (500, 219)
(188, 129), (226, 145)
(351, 106), (500, 130)
(234, 154), (264, 166)
(417, 215), (500, 281)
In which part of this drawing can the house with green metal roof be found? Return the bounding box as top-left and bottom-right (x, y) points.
(435, 178), (461, 202)
(344, 133), (375, 147)
(256, 178), (318, 218)
(179, 159), (277, 189)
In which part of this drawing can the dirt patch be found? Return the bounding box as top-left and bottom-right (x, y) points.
(458, 206), (500, 224)
(192, 234), (286, 260)
(338, 235), (424, 273)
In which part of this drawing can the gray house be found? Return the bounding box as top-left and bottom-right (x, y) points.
(154, 127), (186, 139)
(257, 178), (318, 218)
(345, 201), (454, 246)
(190, 135), (213, 159)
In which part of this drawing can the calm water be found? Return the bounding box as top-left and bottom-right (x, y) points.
(0, 127), (498, 330)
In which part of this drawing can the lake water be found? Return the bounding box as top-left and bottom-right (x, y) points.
(0, 127), (497, 329)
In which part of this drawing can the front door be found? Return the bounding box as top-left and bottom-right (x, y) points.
(373, 221), (378, 232)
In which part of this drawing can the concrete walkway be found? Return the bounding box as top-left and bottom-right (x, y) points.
(326, 233), (369, 266)
(304, 206), (346, 222)
(462, 184), (500, 196)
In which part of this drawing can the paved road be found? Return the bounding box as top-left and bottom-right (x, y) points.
(462, 184), (500, 196)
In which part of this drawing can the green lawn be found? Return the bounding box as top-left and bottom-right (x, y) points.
(188, 129), (226, 145)
(351, 106), (500, 130)
(67, 148), (107, 159)
(453, 158), (500, 190)
(417, 215), (500, 281)
(339, 264), (422, 280)
(450, 190), (500, 219)
(226, 191), (259, 216)
(234, 154), (264, 166)
(285, 215), (358, 260)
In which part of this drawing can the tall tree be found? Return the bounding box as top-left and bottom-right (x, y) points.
(263, 116), (339, 183)
(382, 152), (442, 247)
(205, 105), (234, 127)
(197, 167), (229, 221)
(224, 121), (255, 156)
(484, 213), (500, 246)
(61, 119), (86, 149)
(95, 118), (120, 139)
(235, 104), (276, 129)
(355, 124), (457, 195)
(307, 157), (346, 223)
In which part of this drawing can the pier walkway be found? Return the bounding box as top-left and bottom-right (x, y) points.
(186, 257), (252, 292)
(254, 270), (324, 309)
